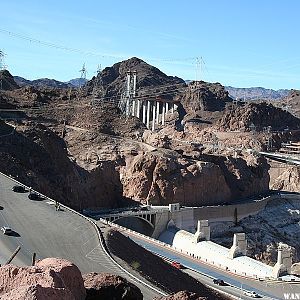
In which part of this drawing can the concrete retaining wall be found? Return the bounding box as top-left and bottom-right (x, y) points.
(193, 195), (279, 226)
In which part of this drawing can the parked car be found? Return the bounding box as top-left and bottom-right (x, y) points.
(12, 185), (26, 193)
(213, 278), (226, 286)
(1, 226), (12, 235)
(244, 290), (260, 298)
(171, 261), (184, 269)
(28, 192), (41, 200)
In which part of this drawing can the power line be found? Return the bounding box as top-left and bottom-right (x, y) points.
(0, 28), (199, 65)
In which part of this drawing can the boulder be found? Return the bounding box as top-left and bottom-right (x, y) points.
(36, 257), (86, 300)
(0, 258), (86, 300)
(83, 272), (143, 300)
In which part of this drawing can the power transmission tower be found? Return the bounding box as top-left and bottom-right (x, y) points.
(195, 57), (201, 83)
(79, 63), (87, 89)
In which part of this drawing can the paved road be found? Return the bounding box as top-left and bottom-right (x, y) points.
(0, 173), (162, 300)
(124, 230), (300, 300)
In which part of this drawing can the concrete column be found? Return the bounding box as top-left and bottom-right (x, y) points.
(126, 98), (130, 116)
(171, 103), (174, 114)
(126, 71), (131, 98)
(156, 101), (160, 124)
(147, 101), (151, 128)
(166, 102), (169, 115)
(132, 99), (136, 116)
(162, 102), (166, 126)
(142, 101), (146, 124)
(152, 102), (156, 131)
(136, 99), (141, 118)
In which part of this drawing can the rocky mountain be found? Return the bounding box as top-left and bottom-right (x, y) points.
(87, 57), (186, 101)
(14, 76), (72, 89)
(216, 101), (300, 132)
(0, 70), (19, 90)
(13, 76), (88, 89)
(225, 86), (289, 100)
(181, 81), (232, 113)
(280, 89), (300, 118)
(67, 78), (88, 87)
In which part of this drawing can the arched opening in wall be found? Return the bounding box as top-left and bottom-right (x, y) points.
(113, 216), (154, 236)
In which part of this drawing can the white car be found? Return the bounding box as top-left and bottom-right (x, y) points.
(244, 290), (260, 298)
(1, 226), (12, 235)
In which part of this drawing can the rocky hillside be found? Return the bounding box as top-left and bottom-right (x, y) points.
(181, 81), (232, 113)
(87, 57), (186, 101)
(211, 197), (300, 265)
(0, 60), (276, 209)
(217, 102), (300, 132)
(0, 257), (143, 300)
(271, 166), (300, 192)
(225, 86), (289, 100)
(281, 89), (300, 118)
(106, 229), (227, 299)
(0, 70), (19, 90)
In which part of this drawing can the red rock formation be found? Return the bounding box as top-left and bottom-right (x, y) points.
(120, 152), (232, 205)
(0, 258), (86, 300)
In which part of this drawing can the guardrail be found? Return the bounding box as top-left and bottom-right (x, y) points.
(0, 171), (167, 297)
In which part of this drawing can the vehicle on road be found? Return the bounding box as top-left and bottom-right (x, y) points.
(12, 185), (26, 193)
(1, 226), (12, 235)
(171, 261), (184, 269)
(213, 278), (226, 286)
(28, 192), (41, 200)
(244, 290), (260, 298)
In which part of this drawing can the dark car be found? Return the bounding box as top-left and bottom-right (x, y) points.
(12, 185), (26, 193)
(213, 279), (226, 286)
(28, 192), (41, 200)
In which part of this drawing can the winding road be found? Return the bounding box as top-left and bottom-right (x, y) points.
(0, 172), (164, 300)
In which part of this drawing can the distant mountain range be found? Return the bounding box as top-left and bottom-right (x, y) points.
(13, 76), (88, 88)
(12, 75), (291, 101)
(225, 86), (290, 100)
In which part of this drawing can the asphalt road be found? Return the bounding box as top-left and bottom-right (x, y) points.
(125, 230), (300, 300)
(0, 173), (162, 300)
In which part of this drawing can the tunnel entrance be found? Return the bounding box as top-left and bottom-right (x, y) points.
(113, 216), (154, 236)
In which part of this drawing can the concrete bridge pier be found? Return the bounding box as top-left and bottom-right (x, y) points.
(152, 102), (156, 130)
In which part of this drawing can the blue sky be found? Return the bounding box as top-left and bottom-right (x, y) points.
(1, 0), (299, 89)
